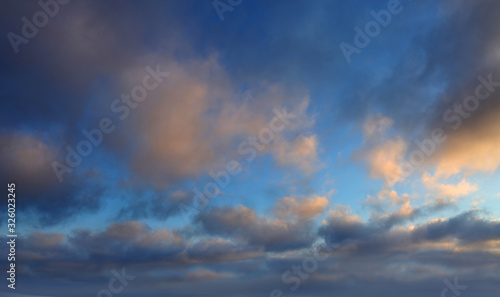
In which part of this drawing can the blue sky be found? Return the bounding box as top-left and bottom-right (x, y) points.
(1, 0), (500, 296)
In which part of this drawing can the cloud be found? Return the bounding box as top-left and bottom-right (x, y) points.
(195, 204), (315, 251)
(185, 238), (263, 263)
(364, 188), (405, 208)
(186, 268), (234, 281)
(272, 134), (323, 174)
(364, 137), (407, 186)
(356, 115), (409, 186)
(273, 195), (329, 219)
(0, 132), (57, 189)
(431, 108), (500, 178)
(345, 1), (500, 189)
(28, 231), (65, 249)
(8, 221), (263, 281)
(363, 115), (393, 139)
(319, 205), (367, 245)
(0, 132), (105, 226)
(321, 209), (500, 252)
(2, 210), (499, 297)
(101, 55), (318, 188)
(1, 0), (320, 191)
(422, 172), (478, 198)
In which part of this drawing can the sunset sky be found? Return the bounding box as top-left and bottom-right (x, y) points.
(1, 0), (500, 296)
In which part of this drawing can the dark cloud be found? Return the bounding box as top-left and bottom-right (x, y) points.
(0, 132), (105, 226)
(1, 212), (499, 296)
(412, 211), (500, 244)
(195, 205), (316, 251)
(0, 221), (263, 284)
(320, 210), (500, 252)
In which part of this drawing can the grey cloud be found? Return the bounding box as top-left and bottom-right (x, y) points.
(195, 205), (316, 251)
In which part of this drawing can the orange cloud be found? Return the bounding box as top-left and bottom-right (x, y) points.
(365, 137), (407, 186)
(274, 195), (329, 219)
(422, 172), (478, 198)
(272, 134), (323, 175)
(432, 105), (500, 178)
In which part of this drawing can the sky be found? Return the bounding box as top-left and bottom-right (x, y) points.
(1, 0), (500, 296)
